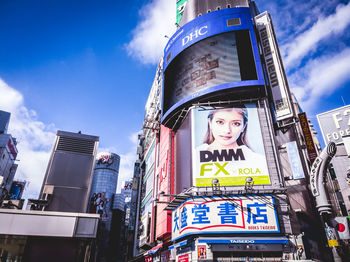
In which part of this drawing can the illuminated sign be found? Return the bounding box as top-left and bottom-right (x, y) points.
(255, 12), (293, 121)
(171, 195), (279, 241)
(317, 105), (350, 145)
(162, 8), (264, 122)
(191, 105), (270, 187)
(182, 25), (208, 46)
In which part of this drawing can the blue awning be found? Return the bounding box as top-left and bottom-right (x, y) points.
(198, 236), (288, 244)
(168, 239), (188, 250)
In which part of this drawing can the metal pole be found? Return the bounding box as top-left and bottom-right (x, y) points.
(309, 142), (342, 262)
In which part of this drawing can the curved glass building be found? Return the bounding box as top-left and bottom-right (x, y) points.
(88, 152), (120, 228)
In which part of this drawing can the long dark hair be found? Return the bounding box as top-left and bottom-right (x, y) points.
(203, 107), (250, 148)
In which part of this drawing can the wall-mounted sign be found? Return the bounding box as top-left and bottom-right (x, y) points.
(310, 157), (322, 197)
(325, 227), (339, 247)
(286, 141), (305, 179)
(172, 195), (279, 241)
(7, 137), (17, 160)
(178, 253), (190, 262)
(298, 112), (317, 164)
(197, 245), (207, 259)
(255, 12), (293, 121)
(191, 105), (270, 187)
(155, 125), (173, 240)
(317, 105), (350, 145)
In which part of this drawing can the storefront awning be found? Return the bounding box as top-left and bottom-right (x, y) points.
(147, 240), (172, 255)
(198, 236), (288, 244)
(168, 239), (188, 250)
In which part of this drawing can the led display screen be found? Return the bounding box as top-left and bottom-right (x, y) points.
(163, 30), (257, 116)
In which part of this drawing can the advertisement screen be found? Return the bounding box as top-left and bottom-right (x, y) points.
(191, 104), (270, 186)
(172, 195), (279, 241)
(163, 30), (257, 115)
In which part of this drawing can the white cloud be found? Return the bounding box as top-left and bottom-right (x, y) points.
(0, 78), (56, 199)
(282, 1), (350, 69)
(126, 0), (176, 64)
(289, 47), (350, 112)
(1, 78), (139, 198)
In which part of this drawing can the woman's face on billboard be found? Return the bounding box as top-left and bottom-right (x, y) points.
(209, 109), (244, 149)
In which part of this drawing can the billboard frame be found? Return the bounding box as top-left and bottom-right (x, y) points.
(162, 8), (265, 123)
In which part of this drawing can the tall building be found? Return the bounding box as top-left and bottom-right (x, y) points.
(88, 152), (120, 226)
(88, 152), (121, 262)
(0, 110), (18, 202)
(39, 130), (99, 213)
(131, 1), (347, 261)
(317, 105), (350, 214)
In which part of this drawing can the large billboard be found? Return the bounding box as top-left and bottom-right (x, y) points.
(191, 104), (270, 186)
(172, 195), (279, 241)
(317, 105), (350, 145)
(255, 12), (293, 122)
(163, 8), (264, 122)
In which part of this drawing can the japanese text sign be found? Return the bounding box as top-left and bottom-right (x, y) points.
(298, 112), (317, 164)
(171, 195), (279, 241)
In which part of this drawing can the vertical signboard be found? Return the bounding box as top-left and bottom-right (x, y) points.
(255, 12), (293, 121)
(316, 105), (350, 145)
(285, 141), (305, 179)
(191, 104), (270, 186)
(176, 0), (189, 25)
(155, 125), (173, 239)
(298, 113), (317, 164)
(7, 137), (17, 160)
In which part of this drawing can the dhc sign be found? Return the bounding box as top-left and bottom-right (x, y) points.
(182, 25), (208, 46)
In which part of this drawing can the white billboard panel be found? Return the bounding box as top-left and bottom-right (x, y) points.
(317, 105), (350, 145)
(286, 141), (305, 179)
(255, 12), (293, 121)
(191, 104), (270, 186)
(171, 195), (279, 241)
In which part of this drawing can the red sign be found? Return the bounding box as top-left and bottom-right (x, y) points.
(198, 245), (207, 259)
(178, 254), (189, 262)
(7, 138), (17, 160)
(145, 256), (152, 262)
(155, 125), (173, 240)
(298, 113), (317, 164)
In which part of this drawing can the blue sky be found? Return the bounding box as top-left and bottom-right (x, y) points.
(0, 0), (349, 198)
